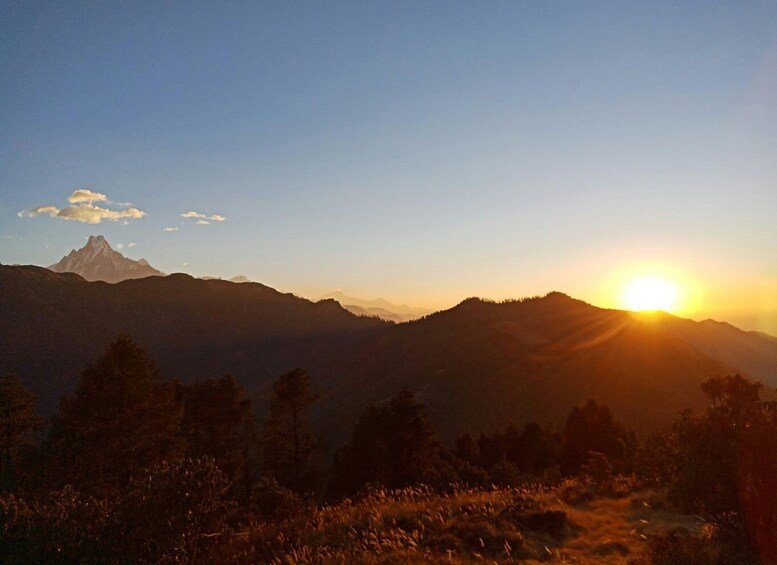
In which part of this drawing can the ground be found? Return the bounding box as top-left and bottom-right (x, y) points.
(232, 479), (702, 564)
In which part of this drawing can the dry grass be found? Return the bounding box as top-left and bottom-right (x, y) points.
(214, 479), (701, 564)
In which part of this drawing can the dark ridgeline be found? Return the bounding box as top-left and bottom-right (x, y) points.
(0, 264), (387, 417)
(3, 264), (777, 446)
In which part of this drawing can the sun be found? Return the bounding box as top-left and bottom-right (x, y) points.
(623, 276), (678, 312)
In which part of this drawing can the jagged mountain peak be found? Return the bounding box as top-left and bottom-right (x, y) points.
(48, 235), (164, 283)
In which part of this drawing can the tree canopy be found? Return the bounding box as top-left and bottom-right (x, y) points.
(260, 368), (319, 492)
(48, 336), (183, 492)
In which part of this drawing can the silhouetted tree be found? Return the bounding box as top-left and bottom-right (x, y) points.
(0, 375), (42, 489)
(330, 388), (444, 496)
(48, 336), (183, 493)
(465, 422), (555, 476)
(260, 368), (319, 492)
(559, 399), (629, 475)
(668, 374), (777, 561)
(179, 375), (255, 499)
(515, 422), (556, 474)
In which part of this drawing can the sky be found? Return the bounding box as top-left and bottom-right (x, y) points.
(1, 1), (776, 333)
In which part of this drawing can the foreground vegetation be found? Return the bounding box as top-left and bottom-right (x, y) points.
(1, 336), (775, 563)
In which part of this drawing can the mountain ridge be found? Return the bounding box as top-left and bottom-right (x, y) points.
(2, 265), (775, 442)
(322, 290), (432, 322)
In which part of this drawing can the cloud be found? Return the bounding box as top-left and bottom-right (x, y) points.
(18, 206), (60, 218)
(127, 242), (137, 248)
(18, 190), (146, 225)
(116, 243), (125, 250)
(181, 211), (207, 219)
(181, 210), (227, 224)
(163, 227), (178, 232)
(68, 189), (108, 204)
(57, 203), (145, 224)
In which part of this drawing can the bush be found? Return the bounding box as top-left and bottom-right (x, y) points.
(0, 486), (114, 563)
(120, 457), (232, 563)
(250, 477), (304, 521)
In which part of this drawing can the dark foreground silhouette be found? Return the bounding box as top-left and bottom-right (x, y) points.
(1, 336), (776, 563)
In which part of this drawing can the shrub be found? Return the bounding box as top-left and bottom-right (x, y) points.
(120, 457), (232, 563)
(250, 477), (304, 521)
(0, 486), (114, 563)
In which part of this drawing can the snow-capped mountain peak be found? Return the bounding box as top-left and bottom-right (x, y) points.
(48, 235), (164, 283)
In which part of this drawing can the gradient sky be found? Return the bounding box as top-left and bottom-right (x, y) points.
(1, 2), (776, 333)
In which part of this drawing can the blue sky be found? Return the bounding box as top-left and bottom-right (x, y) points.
(1, 2), (776, 331)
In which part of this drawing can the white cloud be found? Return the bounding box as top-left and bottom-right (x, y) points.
(127, 242), (137, 248)
(181, 210), (227, 223)
(18, 191), (146, 225)
(116, 243), (125, 249)
(18, 206), (60, 218)
(57, 203), (145, 224)
(181, 211), (207, 219)
(68, 189), (108, 204)
(163, 227), (178, 232)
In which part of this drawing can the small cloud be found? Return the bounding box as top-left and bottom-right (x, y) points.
(18, 206), (59, 218)
(127, 242), (137, 248)
(182, 262), (189, 266)
(181, 210), (227, 223)
(163, 227), (178, 232)
(68, 189), (108, 204)
(181, 211), (207, 219)
(18, 190), (146, 225)
(116, 243), (125, 250)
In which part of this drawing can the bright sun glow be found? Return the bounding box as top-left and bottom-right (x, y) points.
(623, 277), (678, 312)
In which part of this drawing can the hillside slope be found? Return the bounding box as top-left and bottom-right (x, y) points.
(318, 294), (757, 440)
(0, 265), (386, 413)
(3, 268), (775, 440)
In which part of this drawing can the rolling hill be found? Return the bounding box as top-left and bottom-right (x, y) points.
(317, 293), (776, 441)
(2, 265), (775, 442)
(0, 264), (386, 414)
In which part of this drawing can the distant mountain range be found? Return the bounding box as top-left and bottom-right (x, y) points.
(49, 235), (164, 283)
(202, 275), (253, 283)
(322, 290), (431, 323)
(2, 265), (776, 443)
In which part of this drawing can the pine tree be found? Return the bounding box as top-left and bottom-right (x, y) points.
(559, 399), (629, 475)
(48, 336), (183, 493)
(180, 375), (255, 499)
(260, 368), (319, 492)
(330, 388), (443, 496)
